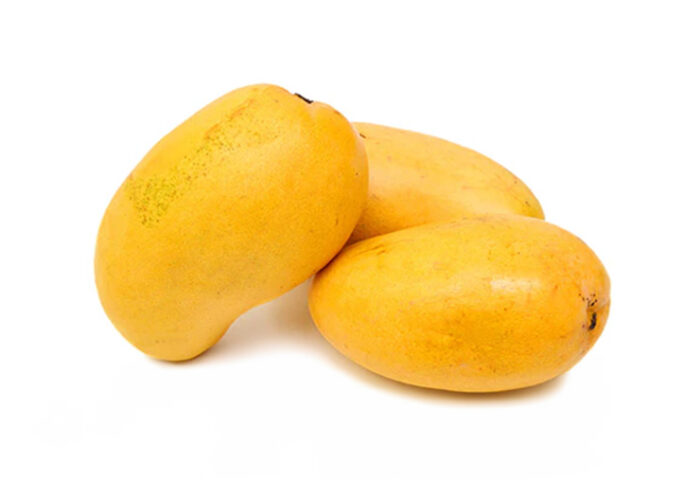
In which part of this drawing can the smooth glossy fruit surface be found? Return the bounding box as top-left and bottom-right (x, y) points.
(96, 84), (368, 361)
(310, 215), (609, 392)
(349, 123), (544, 243)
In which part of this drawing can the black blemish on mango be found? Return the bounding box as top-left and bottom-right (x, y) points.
(589, 312), (598, 330)
(294, 93), (313, 104)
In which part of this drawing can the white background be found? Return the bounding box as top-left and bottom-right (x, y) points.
(2, 1), (699, 479)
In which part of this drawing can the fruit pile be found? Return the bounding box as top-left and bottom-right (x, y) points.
(95, 84), (610, 393)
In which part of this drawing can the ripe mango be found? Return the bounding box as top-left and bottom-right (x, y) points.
(349, 123), (544, 243)
(309, 215), (610, 392)
(95, 84), (368, 361)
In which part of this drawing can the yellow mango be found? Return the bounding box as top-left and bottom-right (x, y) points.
(349, 122), (544, 243)
(309, 215), (610, 392)
(95, 84), (368, 361)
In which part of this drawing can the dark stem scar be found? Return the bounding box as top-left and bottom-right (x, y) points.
(359, 133), (367, 139)
(589, 312), (598, 330)
(294, 93), (313, 104)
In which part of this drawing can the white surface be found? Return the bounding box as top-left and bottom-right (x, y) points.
(2, 1), (699, 479)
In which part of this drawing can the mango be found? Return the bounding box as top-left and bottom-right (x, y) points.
(309, 215), (610, 392)
(349, 123), (544, 243)
(95, 84), (368, 361)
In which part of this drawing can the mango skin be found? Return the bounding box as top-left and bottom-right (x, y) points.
(309, 215), (610, 392)
(95, 84), (368, 361)
(348, 123), (544, 243)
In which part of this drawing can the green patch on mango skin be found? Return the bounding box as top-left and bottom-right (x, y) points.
(124, 98), (283, 227)
(124, 147), (214, 227)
